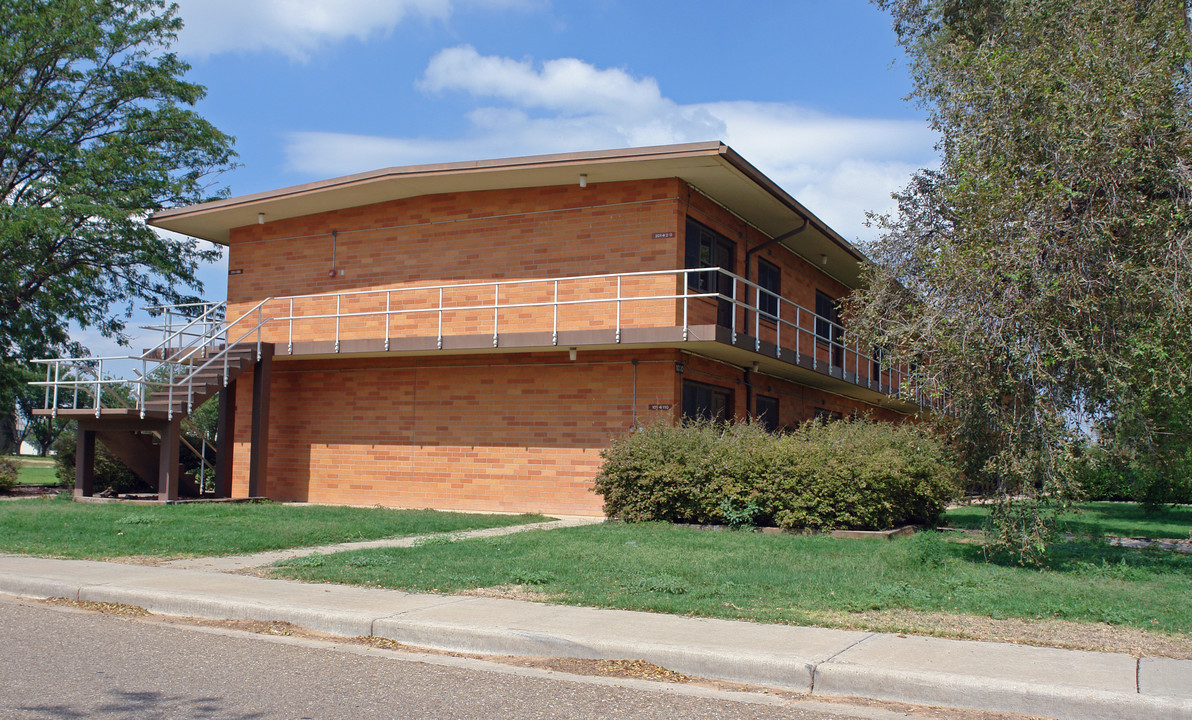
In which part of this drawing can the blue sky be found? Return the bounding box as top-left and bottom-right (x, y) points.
(91, 0), (940, 354)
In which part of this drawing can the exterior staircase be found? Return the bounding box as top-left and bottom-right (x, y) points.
(32, 302), (274, 501)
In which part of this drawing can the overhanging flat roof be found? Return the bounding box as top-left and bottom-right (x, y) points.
(149, 141), (871, 287)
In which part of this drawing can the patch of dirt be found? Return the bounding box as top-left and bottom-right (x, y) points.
(805, 608), (1192, 659)
(459, 584), (557, 602)
(42, 597), (150, 617)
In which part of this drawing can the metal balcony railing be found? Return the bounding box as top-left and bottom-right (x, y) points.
(33, 268), (946, 416)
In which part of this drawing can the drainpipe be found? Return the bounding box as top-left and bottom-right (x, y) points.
(743, 216), (809, 418)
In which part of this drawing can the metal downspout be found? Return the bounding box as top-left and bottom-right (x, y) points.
(743, 216), (809, 419)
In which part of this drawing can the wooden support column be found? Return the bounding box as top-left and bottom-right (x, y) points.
(248, 345), (274, 498)
(157, 419), (181, 501)
(74, 428), (95, 498)
(213, 380), (237, 498)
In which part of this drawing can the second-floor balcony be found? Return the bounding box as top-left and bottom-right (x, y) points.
(34, 267), (943, 420)
(197, 267), (934, 411)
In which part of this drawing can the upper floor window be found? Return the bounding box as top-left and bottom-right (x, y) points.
(685, 218), (735, 292)
(815, 290), (839, 342)
(756, 259), (780, 319)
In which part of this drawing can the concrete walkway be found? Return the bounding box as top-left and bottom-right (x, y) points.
(0, 533), (1189, 719)
(161, 516), (603, 572)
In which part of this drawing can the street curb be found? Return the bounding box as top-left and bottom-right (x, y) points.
(369, 615), (819, 691)
(813, 663), (1192, 720)
(3, 572), (1190, 720)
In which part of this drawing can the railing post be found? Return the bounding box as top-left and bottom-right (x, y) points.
(437, 287), (443, 350)
(43, 364), (50, 413)
(731, 275), (737, 344)
(615, 275), (622, 343)
(334, 295), (341, 353)
(492, 284), (499, 348)
(140, 358), (146, 419)
(682, 270), (689, 341)
(754, 286), (760, 352)
(52, 363), (59, 419)
(795, 307), (801, 362)
(288, 298), (294, 354)
(552, 280), (559, 346)
(94, 359), (102, 418)
(384, 291), (391, 351)
(257, 305), (263, 361)
(776, 301), (782, 358)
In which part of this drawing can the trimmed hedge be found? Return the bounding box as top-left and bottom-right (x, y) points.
(594, 418), (959, 531)
(0, 457), (16, 492)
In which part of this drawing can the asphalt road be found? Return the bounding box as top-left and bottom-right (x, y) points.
(0, 598), (936, 720)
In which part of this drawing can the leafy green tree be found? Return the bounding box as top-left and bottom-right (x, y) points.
(853, 0), (1192, 560)
(0, 0), (235, 372)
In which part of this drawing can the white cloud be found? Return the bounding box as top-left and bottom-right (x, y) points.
(421, 45), (668, 116)
(284, 47), (937, 243)
(172, 0), (532, 60)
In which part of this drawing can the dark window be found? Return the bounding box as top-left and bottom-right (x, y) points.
(813, 407), (844, 422)
(755, 395), (779, 432)
(871, 345), (884, 384)
(682, 380), (733, 422)
(815, 290), (843, 367)
(756, 259), (780, 319)
(685, 217), (736, 327)
(814, 290), (836, 341)
(685, 218), (735, 290)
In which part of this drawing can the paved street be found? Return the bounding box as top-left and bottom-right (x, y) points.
(0, 598), (946, 720)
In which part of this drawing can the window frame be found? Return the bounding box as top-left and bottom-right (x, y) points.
(755, 394), (779, 432)
(681, 379), (734, 423)
(756, 258), (780, 321)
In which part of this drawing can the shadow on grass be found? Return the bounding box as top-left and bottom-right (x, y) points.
(946, 533), (1192, 579)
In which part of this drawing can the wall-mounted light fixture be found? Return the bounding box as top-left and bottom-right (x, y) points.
(568, 347), (578, 361)
(752, 361), (760, 372)
(579, 173), (588, 188)
(257, 212), (265, 225)
(820, 253), (828, 266)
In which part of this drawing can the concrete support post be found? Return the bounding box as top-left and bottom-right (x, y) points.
(157, 420), (180, 501)
(214, 380), (237, 498)
(248, 345), (274, 498)
(74, 429), (95, 498)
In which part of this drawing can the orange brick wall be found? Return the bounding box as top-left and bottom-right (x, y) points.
(223, 179), (690, 345)
(218, 176), (911, 514)
(230, 350), (680, 515)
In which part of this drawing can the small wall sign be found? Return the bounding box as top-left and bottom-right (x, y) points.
(648, 404), (672, 411)
(228, 269), (243, 275)
(652, 231), (676, 239)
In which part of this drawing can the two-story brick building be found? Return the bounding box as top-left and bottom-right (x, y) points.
(42, 142), (926, 516)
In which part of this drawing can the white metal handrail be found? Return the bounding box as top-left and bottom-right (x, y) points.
(34, 268), (947, 416)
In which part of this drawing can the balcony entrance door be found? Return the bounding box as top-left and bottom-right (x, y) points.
(711, 237), (735, 328)
(685, 217), (737, 330)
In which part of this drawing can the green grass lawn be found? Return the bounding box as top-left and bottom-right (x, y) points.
(945, 502), (1192, 540)
(0, 495), (548, 558)
(2, 455), (59, 486)
(272, 521), (1192, 636)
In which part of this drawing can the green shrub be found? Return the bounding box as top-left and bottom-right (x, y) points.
(767, 419), (960, 530)
(595, 418), (959, 531)
(0, 457), (17, 492)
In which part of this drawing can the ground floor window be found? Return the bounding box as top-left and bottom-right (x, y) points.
(682, 380), (733, 422)
(813, 407), (844, 422)
(755, 394), (779, 431)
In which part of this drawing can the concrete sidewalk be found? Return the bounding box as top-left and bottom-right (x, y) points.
(0, 553), (1188, 720)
